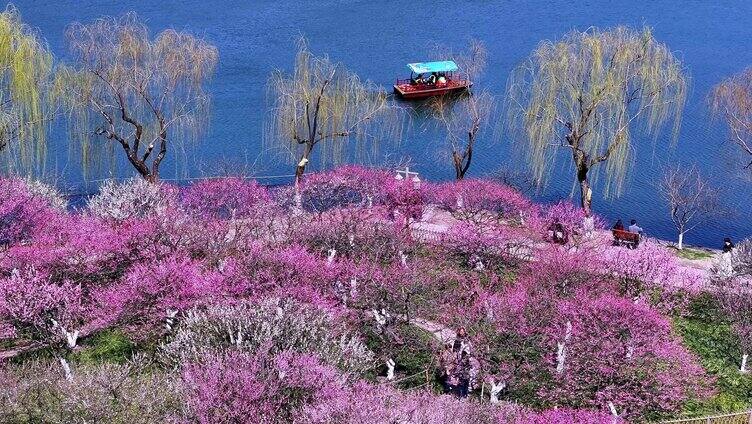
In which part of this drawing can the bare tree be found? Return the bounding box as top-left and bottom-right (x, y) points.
(0, 6), (55, 174)
(507, 26), (687, 216)
(265, 38), (403, 187)
(56, 13), (218, 182)
(658, 165), (726, 249)
(710, 68), (752, 170)
(429, 40), (493, 180)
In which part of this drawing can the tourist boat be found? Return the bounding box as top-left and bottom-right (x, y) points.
(393, 60), (471, 99)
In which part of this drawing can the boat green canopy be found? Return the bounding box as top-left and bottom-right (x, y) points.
(407, 61), (458, 74)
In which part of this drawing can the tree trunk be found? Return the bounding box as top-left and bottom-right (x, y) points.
(742, 353), (748, 373)
(452, 151), (465, 180)
(678, 232), (684, 250)
(577, 163), (593, 217)
(149, 125), (168, 183)
(452, 134), (474, 180)
(294, 142), (313, 187)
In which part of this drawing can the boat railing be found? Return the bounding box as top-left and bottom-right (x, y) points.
(394, 76), (470, 87)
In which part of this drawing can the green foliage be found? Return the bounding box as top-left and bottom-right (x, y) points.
(669, 246), (714, 261)
(674, 295), (752, 417)
(363, 322), (441, 391)
(72, 329), (135, 365)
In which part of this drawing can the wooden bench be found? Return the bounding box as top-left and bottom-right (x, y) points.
(612, 229), (640, 248)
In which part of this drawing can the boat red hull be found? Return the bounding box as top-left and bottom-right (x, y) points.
(393, 81), (471, 99)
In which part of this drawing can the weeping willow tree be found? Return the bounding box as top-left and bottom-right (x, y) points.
(429, 39), (493, 180)
(0, 5), (54, 174)
(507, 26), (687, 216)
(710, 68), (752, 170)
(265, 38), (403, 186)
(56, 13), (218, 182)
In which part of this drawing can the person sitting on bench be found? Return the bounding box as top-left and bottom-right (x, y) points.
(612, 219), (624, 231)
(628, 219), (643, 235)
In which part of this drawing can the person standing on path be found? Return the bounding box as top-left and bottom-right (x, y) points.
(723, 237), (735, 253)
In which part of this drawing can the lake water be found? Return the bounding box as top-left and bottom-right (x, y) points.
(11, 0), (752, 248)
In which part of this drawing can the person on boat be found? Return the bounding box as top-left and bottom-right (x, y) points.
(437, 73), (447, 85)
(412, 74), (424, 85)
(612, 219), (624, 231)
(722, 237), (735, 253)
(427, 72), (437, 85)
(628, 219), (643, 235)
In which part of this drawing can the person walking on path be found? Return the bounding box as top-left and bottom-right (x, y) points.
(441, 340), (464, 396)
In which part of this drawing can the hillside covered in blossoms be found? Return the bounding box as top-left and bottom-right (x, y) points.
(1, 167), (750, 423)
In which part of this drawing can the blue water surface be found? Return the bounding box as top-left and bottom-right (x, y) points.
(10, 0), (752, 248)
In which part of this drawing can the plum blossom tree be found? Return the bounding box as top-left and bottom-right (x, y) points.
(718, 288), (752, 373)
(0, 267), (84, 343)
(428, 179), (536, 227)
(0, 178), (60, 248)
(87, 178), (178, 222)
(105, 253), (220, 331)
(539, 294), (711, 420)
(0, 357), (185, 423)
(183, 350), (346, 424)
(180, 177), (272, 221)
(161, 298), (374, 374)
